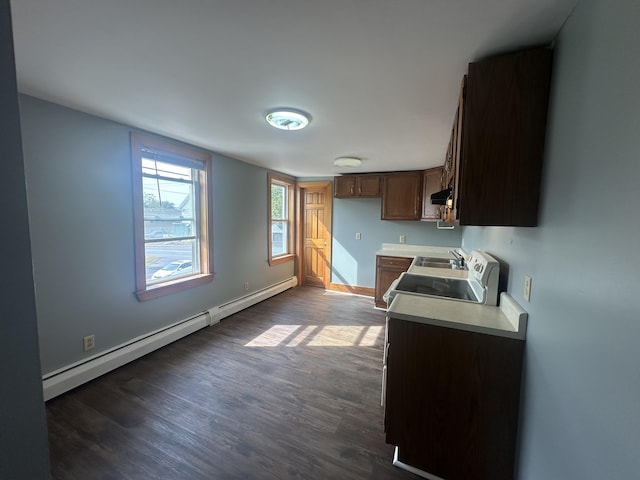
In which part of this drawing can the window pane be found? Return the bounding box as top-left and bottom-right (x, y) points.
(271, 220), (288, 256)
(145, 238), (200, 284)
(142, 158), (192, 181)
(271, 184), (287, 220)
(267, 172), (294, 266)
(132, 133), (213, 300)
(142, 175), (197, 240)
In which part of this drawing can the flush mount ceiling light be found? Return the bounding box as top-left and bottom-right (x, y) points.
(334, 157), (362, 167)
(265, 109), (310, 130)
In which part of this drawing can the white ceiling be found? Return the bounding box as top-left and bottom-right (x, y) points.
(10, 0), (577, 177)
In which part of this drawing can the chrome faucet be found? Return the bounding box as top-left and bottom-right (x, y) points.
(449, 250), (465, 269)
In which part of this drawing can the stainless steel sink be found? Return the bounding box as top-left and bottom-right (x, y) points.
(413, 256), (454, 269)
(393, 273), (480, 303)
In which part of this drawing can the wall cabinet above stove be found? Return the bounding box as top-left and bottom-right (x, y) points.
(450, 46), (553, 226)
(421, 166), (444, 221)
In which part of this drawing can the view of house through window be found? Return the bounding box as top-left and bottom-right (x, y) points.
(131, 133), (213, 301)
(142, 158), (199, 284)
(268, 173), (295, 265)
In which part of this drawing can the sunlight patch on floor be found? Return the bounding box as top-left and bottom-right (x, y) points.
(245, 325), (383, 347)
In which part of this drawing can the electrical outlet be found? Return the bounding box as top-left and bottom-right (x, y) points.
(399, 235), (406, 244)
(524, 276), (532, 302)
(83, 335), (95, 352)
(355, 232), (361, 240)
(244, 282), (250, 291)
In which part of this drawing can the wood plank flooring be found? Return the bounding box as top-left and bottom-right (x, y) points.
(46, 286), (417, 479)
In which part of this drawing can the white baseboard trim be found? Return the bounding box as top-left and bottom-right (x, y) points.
(209, 276), (298, 323)
(42, 276), (297, 401)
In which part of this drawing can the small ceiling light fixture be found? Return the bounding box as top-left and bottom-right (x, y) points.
(265, 109), (310, 131)
(334, 157), (362, 168)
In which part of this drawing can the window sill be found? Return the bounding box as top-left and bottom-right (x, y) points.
(136, 273), (214, 302)
(268, 254), (295, 266)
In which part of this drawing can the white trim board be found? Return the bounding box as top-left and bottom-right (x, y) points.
(42, 276), (297, 401)
(392, 447), (445, 480)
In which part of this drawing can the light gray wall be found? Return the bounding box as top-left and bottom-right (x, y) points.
(20, 95), (294, 375)
(332, 197), (461, 287)
(462, 0), (640, 478)
(0, 2), (50, 477)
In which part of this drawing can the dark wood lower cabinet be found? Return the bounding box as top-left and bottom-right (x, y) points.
(384, 318), (524, 480)
(374, 256), (413, 308)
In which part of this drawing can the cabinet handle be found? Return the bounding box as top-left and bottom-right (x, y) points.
(350, 185), (354, 195)
(358, 186), (362, 194)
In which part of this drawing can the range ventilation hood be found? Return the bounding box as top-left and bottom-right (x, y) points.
(430, 187), (452, 205)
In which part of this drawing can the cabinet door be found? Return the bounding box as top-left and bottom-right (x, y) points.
(334, 176), (356, 198)
(358, 175), (381, 197)
(442, 77), (465, 223)
(459, 48), (552, 226)
(381, 172), (422, 220)
(421, 167), (444, 220)
(374, 256), (412, 308)
(385, 318), (524, 480)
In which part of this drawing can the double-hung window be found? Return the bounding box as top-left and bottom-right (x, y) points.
(131, 133), (213, 301)
(268, 172), (295, 265)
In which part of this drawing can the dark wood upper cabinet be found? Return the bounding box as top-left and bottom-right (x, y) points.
(421, 166), (444, 221)
(381, 172), (422, 220)
(334, 174), (381, 198)
(443, 77), (465, 223)
(457, 47), (553, 226)
(334, 175), (356, 198)
(358, 175), (381, 197)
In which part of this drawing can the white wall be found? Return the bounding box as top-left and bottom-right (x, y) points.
(462, 0), (640, 478)
(20, 95), (295, 375)
(332, 197), (461, 287)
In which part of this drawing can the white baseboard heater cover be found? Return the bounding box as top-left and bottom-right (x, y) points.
(42, 276), (297, 401)
(209, 276), (298, 323)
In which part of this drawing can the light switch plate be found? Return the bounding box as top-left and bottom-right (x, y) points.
(524, 275), (532, 302)
(399, 235), (406, 244)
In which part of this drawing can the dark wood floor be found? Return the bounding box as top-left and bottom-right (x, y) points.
(46, 286), (417, 479)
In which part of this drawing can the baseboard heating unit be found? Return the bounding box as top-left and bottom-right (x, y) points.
(42, 276), (297, 401)
(208, 276), (297, 323)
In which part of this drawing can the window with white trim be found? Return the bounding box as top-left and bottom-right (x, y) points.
(131, 133), (213, 301)
(268, 172), (295, 265)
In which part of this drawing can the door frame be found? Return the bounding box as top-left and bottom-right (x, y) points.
(295, 181), (333, 288)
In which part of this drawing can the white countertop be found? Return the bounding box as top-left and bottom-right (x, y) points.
(375, 243), (458, 259)
(376, 243), (468, 279)
(387, 291), (528, 340)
